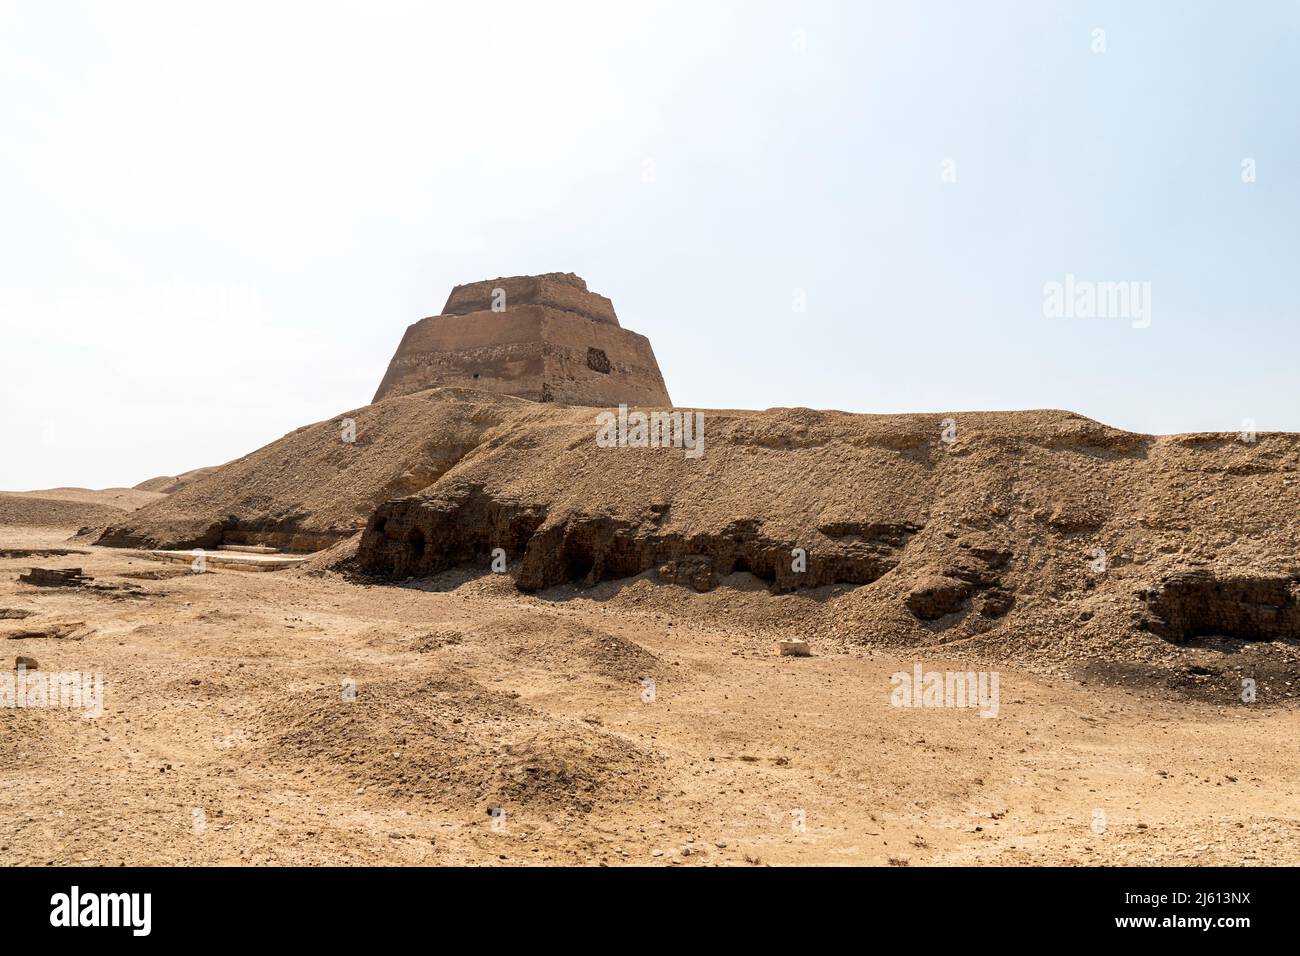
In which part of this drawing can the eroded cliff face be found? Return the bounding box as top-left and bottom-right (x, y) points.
(360, 484), (926, 593)
(353, 404), (1300, 650)
(96, 381), (1300, 652)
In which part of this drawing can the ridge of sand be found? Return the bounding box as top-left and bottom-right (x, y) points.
(92, 388), (530, 551)
(82, 392), (1300, 690)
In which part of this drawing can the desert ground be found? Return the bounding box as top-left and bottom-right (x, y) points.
(2, 510), (1297, 866)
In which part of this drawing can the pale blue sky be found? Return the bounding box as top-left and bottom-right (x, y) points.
(2, 0), (1297, 489)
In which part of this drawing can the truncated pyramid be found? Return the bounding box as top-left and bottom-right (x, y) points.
(373, 273), (672, 407)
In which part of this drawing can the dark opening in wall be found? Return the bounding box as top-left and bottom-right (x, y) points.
(586, 347), (611, 374)
(563, 541), (595, 581)
(407, 527), (426, 559)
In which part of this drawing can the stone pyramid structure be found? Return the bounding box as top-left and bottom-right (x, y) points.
(372, 273), (672, 407)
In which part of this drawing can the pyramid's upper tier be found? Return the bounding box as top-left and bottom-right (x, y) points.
(442, 273), (620, 327)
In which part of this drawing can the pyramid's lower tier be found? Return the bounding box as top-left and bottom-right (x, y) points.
(372, 305), (672, 407)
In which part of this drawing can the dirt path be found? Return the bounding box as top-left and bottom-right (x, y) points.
(1, 527), (1296, 866)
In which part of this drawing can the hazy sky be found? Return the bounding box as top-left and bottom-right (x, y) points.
(2, 0), (1297, 489)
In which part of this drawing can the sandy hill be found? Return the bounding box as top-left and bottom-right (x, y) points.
(353, 402), (1300, 673)
(0, 486), (165, 528)
(11, 486), (165, 510)
(93, 388), (529, 551)
(133, 467), (221, 495)
(88, 390), (1300, 679)
(0, 493), (130, 529)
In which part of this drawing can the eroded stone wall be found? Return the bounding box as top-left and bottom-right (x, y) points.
(358, 484), (922, 593)
(371, 275), (671, 406)
(1138, 570), (1300, 641)
(442, 273), (619, 326)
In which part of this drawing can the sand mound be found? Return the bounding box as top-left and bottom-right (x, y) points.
(133, 467), (220, 495)
(92, 388), (528, 551)
(259, 671), (658, 814)
(484, 611), (663, 683)
(86, 386), (1300, 674)
(9, 487), (166, 512)
(0, 492), (131, 529)
(355, 402), (1300, 671)
(296, 532), (361, 575)
(0, 485), (164, 529)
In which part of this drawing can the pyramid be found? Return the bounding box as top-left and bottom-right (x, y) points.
(372, 273), (672, 407)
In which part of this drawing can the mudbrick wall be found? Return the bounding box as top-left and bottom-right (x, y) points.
(360, 489), (916, 591)
(360, 478), (1300, 642)
(95, 516), (351, 553)
(350, 406), (1300, 644)
(1138, 570), (1300, 642)
(358, 484), (1016, 625)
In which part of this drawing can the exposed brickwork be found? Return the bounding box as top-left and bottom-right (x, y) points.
(372, 274), (671, 407)
(358, 485), (920, 593)
(1138, 570), (1300, 641)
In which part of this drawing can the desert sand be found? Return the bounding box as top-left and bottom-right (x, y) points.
(1, 512), (1297, 866)
(4, 274), (1297, 867)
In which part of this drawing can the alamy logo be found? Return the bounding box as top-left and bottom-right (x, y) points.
(1, 666), (103, 717)
(596, 404), (705, 459)
(890, 664), (999, 718)
(50, 886), (151, 936)
(1042, 274), (1151, 328)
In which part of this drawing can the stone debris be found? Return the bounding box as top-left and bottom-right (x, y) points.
(146, 551), (305, 573)
(3, 620), (87, 641)
(18, 567), (92, 588)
